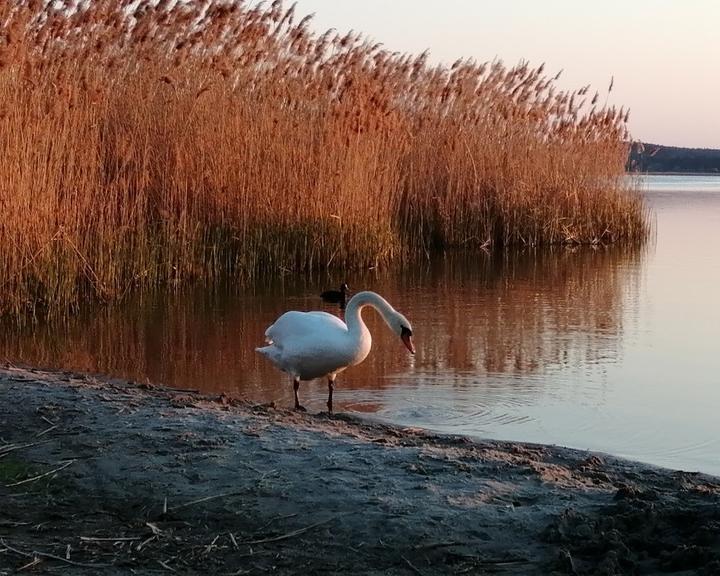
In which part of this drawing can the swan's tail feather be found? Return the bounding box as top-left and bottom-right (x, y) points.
(256, 345), (281, 359)
(256, 345), (285, 371)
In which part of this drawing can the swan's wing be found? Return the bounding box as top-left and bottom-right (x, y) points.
(264, 311), (346, 348)
(304, 311), (346, 325)
(260, 311), (362, 379)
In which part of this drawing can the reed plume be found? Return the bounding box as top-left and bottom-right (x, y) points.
(0, 0), (648, 318)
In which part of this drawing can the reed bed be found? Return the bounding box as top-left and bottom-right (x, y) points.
(0, 0), (648, 317)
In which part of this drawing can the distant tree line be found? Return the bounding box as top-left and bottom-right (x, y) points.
(628, 143), (720, 173)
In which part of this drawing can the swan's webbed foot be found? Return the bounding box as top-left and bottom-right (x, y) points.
(294, 404), (307, 412)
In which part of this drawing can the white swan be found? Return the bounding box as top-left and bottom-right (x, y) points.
(256, 291), (415, 413)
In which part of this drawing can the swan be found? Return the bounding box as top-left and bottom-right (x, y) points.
(256, 291), (414, 413)
(320, 282), (349, 310)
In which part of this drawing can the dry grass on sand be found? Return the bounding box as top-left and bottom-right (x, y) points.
(1, 367), (719, 575)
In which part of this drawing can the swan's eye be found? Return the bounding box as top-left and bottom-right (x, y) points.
(401, 326), (412, 337)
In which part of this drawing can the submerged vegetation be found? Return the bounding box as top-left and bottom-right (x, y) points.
(0, 0), (648, 317)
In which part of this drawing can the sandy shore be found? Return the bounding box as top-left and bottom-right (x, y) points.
(1, 366), (719, 575)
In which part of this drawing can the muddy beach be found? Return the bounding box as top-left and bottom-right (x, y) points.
(1, 366), (719, 575)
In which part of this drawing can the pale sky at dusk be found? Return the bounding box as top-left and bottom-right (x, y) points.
(295, 0), (720, 149)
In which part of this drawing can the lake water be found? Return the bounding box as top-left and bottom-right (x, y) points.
(3, 174), (720, 475)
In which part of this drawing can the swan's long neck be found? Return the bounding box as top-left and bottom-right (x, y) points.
(344, 291), (398, 337)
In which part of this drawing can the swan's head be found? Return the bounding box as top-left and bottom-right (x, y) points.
(349, 290), (414, 354)
(340, 282), (349, 293)
(394, 315), (415, 355)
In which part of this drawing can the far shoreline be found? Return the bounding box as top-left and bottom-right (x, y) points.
(630, 171), (720, 176)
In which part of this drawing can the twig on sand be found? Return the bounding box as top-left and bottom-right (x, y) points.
(80, 536), (141, 543)
(413, 541), (469, 551)
(401, 555), (427, 576)
(35, 424), (58, 438)
(40, 415), (55, 426)
(0, 441), (49, 458)
(255, 513), (298, 534)
(167, 491), (245, 512)
(0, 538), (110, 569)
(17, 556), (43, 571)
(479, 558), (531, 566)
(158, 559), (177, 572)
(136, 535), (157, 551)
(235, 515), (340, 546)
(146, 522), (163, 535)
(5, 460), (75, 487)
(204, 535), (220, 554)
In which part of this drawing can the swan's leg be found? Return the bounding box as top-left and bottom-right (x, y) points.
(327, 375), (336, 414)
(293, 377), (306, 412)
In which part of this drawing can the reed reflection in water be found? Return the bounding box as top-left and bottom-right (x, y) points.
(2, 246), (642, 417)
(7, 176), (720, 475)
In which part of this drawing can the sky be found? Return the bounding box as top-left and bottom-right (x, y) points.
(294, 0), (720, 149)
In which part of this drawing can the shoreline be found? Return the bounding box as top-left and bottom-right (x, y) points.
(633, 171), (720, 176)
(2, 366), (719, 575)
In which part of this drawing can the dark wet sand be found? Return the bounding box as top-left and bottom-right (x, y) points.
(1, 366), (719, 575)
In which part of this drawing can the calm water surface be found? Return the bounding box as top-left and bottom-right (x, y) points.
(3, 174), (720, 475)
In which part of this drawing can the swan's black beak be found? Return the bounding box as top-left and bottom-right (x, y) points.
(401, 327), (415, 355)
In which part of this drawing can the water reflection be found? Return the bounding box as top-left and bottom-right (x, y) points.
(5, 175), (720, 475)
(1, 246), (643, 413)
(409, 248), (643, 376)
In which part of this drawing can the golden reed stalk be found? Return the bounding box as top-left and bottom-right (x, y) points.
(0, 1), (648, 317)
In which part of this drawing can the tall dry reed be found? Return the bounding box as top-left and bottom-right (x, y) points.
(0, 0), (648, 317)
